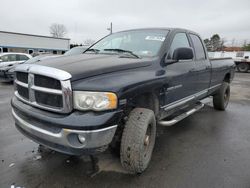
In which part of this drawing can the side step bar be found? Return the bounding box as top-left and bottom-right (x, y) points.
(158, 102), (205, 126)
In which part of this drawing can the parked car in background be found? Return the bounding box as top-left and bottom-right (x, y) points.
(0, 53), (32, 68)
(11, 28), (235, 174)
(0, 53), (32, 82)
(64, 46), (88, 56)
(0, 54), (59, 82)
(0, 47), (89, 82)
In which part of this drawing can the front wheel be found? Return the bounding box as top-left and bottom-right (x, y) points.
(213, 82), (230, 111)
(120, 108), (156, 174)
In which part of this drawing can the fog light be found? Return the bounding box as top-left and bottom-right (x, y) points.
(78, 135), (86, 144)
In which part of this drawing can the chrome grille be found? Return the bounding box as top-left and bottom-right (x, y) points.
(16, 84), (29, 100)
(35, 91), (63, 108)
(34, 75), (61, 89)
(14, 64), (72, 113)
(16, 72), (28, 83)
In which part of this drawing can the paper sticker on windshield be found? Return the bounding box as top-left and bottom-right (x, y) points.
(145, 36), (165, 41)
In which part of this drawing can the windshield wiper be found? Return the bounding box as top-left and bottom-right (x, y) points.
(103, 48), (140, 58)
(84, 48), (100, 53)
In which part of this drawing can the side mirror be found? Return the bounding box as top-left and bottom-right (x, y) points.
(173, 47), (194, 61)
(0, 59), (2, 62)
(165, 47), (194, 65)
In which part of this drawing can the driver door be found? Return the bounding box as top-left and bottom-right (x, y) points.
(163, 32), (196, 107)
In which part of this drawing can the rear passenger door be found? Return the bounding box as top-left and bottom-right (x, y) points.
(189, 34), (211, 96)
(164, 32), (196, 105)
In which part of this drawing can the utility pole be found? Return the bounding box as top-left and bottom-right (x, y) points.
(107, 22), (113, 34)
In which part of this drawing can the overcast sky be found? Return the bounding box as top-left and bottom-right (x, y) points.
(1, 0), (249, 45)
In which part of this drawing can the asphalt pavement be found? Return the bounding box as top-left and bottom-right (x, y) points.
(0, 73), (250, 188)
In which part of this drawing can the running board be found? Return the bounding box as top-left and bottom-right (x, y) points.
(158, 102), (205, 126)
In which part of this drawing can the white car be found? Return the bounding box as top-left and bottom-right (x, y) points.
(0, 53), (32, 69)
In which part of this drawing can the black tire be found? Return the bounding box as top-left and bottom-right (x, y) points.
(213, 82), (230, 111)
(120, 108), (156, 174)
(237, 63), (249, 73)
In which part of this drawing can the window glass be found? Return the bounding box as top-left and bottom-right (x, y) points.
(168, 33), (190, 59)
(17, 55), (29, 61)
(8, 54), (16, 61)
(23, 55), (29, 61)
(190, 34), (206, 60)
(64, 47), (88, 56)
(28, 49), (34, 54)
(1, 55), (9, 62)
(236, 52), (244, 57)
(89, 30), (169, 57)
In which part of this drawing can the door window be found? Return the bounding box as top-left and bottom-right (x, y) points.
(190, 34), (206, 60)
(17, 55), (29, 61)
(0, 55), (9, 62)
(168, 33), (190, 59)
(8, 54), (17, 61)
(28, 49), (34, 54)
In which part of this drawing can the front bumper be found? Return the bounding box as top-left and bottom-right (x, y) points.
(11, 97), (122, 155)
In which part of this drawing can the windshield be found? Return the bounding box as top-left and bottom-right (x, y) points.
(87, 30), (169, 57)
(64, 47), (88, 56)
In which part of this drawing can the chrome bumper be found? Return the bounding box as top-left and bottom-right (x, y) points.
(12, 109), (117, 150)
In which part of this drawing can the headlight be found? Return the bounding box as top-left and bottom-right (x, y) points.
(73, 91), (118, 111)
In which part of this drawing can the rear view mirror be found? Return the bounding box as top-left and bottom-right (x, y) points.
(173, 47), (194, 61)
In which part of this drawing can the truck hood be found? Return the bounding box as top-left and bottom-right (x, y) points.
(35, 54), (153, 81)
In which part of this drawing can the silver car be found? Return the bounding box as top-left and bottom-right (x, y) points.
(0, 53), (32, 68)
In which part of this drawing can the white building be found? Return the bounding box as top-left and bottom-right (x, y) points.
(0, 31), (70, 55)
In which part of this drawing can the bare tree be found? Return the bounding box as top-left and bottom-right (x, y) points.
(243, 39), (248, 48)
(50, 23), (67, 38)
(84, 39), (95, 46)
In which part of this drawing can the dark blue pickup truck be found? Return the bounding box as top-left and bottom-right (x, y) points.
(11, 28), (235, 174)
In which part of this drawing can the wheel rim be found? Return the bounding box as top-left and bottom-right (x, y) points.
(224, 87), (230, 107)
(143, 123), (152, 157)
(144, 135), (150, 146)
(238, 64), (248, 72)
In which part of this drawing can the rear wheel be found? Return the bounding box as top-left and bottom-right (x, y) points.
(120, 108), (156, 174)
(237, 63), (249, 73)
(213, 82), (230, 111)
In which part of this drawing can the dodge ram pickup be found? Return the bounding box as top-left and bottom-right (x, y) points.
(11, 28), (235, 174)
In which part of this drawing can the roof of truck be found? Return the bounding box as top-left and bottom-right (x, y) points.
(116, 27), (199, 35)
(117, 27), (190, 31)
